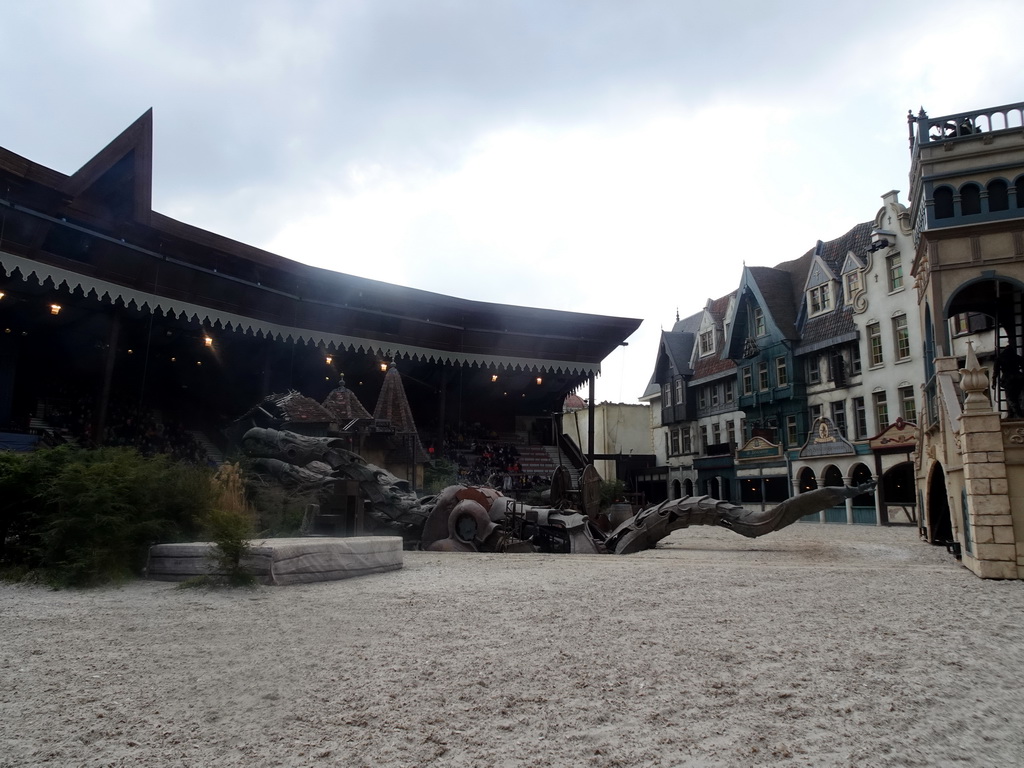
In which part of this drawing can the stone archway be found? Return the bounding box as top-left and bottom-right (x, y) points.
(927, 462), (953, 546)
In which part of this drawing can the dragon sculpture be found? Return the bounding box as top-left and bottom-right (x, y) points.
(242, 427), (877, 555)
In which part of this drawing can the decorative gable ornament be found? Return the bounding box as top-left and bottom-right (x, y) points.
(869, 418), (918, 452)
(742, 337), (760, 358)
(799, 417), (856, 458)
(736, 436), (783, 462)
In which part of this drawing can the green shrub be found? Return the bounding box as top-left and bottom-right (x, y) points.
(201, 507), (256, 587)
(0, 446), (212, 587)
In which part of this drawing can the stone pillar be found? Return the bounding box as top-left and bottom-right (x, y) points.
(959, 343), (1020, 578)
(844, 477), (854, 525)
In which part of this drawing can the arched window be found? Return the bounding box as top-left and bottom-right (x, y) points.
(684, 478), (694, 497)
(1016, 176), (1024, 209)
(933, 186), (954, 219)
(823, 465), (844, 487)
(960, 183), (982, 215)
(798, 466), (816, 493)
(988, 179), (1009, 212)
(851, 463), (873, 490)
(671, 480), (681, 500)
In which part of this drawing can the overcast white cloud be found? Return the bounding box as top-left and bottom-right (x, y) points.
(3, 0), (1024, 403)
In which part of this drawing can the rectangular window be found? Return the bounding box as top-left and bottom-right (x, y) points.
(853, 397), (867, 439)
(844, 270), (862, 304)
(699, 330), (714, 355)
(887, 253), (904, 292)
(726, 420), (736, 446)
(893, 315), (911, 360)
(831, 400), (847, 437)
(900, 386), (917, 423)
(758, 361), (770, 391)
(670, 428), (680, 455)
(807, 355), (821, 384)
(711, 385), (720, 407)
(867, 322), (883, 366)
(662, 383), (671, 403)
(809, 284), (832, 314)
(724, 380), (734, 404)
(712, 423), (721, 445)
(753, 306), (766, 337)
(674, 378), (684, 404)
(776, 357), (788, 387)
(851, 343), (862, 375)
(810, 403), (823, 423)
(873, 391), (889, 430)
(698, 387), (707, 410)
(682, 427), (692, 454)
(742, 367), (753, 395)
(700, 425), (708, 452)
(786, 415), (798, 447)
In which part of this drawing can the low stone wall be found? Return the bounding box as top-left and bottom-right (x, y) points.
(147, 536), (404, 585)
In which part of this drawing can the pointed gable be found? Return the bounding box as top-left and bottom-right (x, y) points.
(654, 329), (696, 383)
(62, 109), (154, 223)
(841, 251), (866, 275)
(723, 262), (804, 361)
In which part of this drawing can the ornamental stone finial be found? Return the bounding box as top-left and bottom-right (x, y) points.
(960, 341), (991, 412)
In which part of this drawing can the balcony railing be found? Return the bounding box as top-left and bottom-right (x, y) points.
(910, 102), (1024, 155)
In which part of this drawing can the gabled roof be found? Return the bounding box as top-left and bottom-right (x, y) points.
(795, 222), (873, 354)
(722, 263), (804, 359)
(269, 391), (335, 424)
(801, 222), (873, 293)
(745, 266), (803, 340)
(693, 294), (736, 381)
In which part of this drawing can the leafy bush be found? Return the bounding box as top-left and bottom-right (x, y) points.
(0, 446), (212, 587)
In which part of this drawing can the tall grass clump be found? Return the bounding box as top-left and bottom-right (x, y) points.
(201, 462), (258, 586)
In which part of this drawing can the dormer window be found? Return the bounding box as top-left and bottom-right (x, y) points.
(808, 284), (832, 315)
(752, 307), (766, 337)
(699, 329), (715, 356)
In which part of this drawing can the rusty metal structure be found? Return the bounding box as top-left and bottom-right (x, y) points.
(243, 427), (876, 554)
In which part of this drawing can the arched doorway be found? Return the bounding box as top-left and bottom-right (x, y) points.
(671, 479), (681, 500)
(882, 461), (916, 525)
(684, 478), (694, 497)
(927, 463), (953, 546)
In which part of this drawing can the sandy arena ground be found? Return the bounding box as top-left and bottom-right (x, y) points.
(2, 523), (1023, 767)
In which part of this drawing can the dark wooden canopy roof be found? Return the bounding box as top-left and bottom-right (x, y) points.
(0, 110), (640, 385)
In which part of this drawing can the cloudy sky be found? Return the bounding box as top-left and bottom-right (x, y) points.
(4, 0), (1024, 403)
